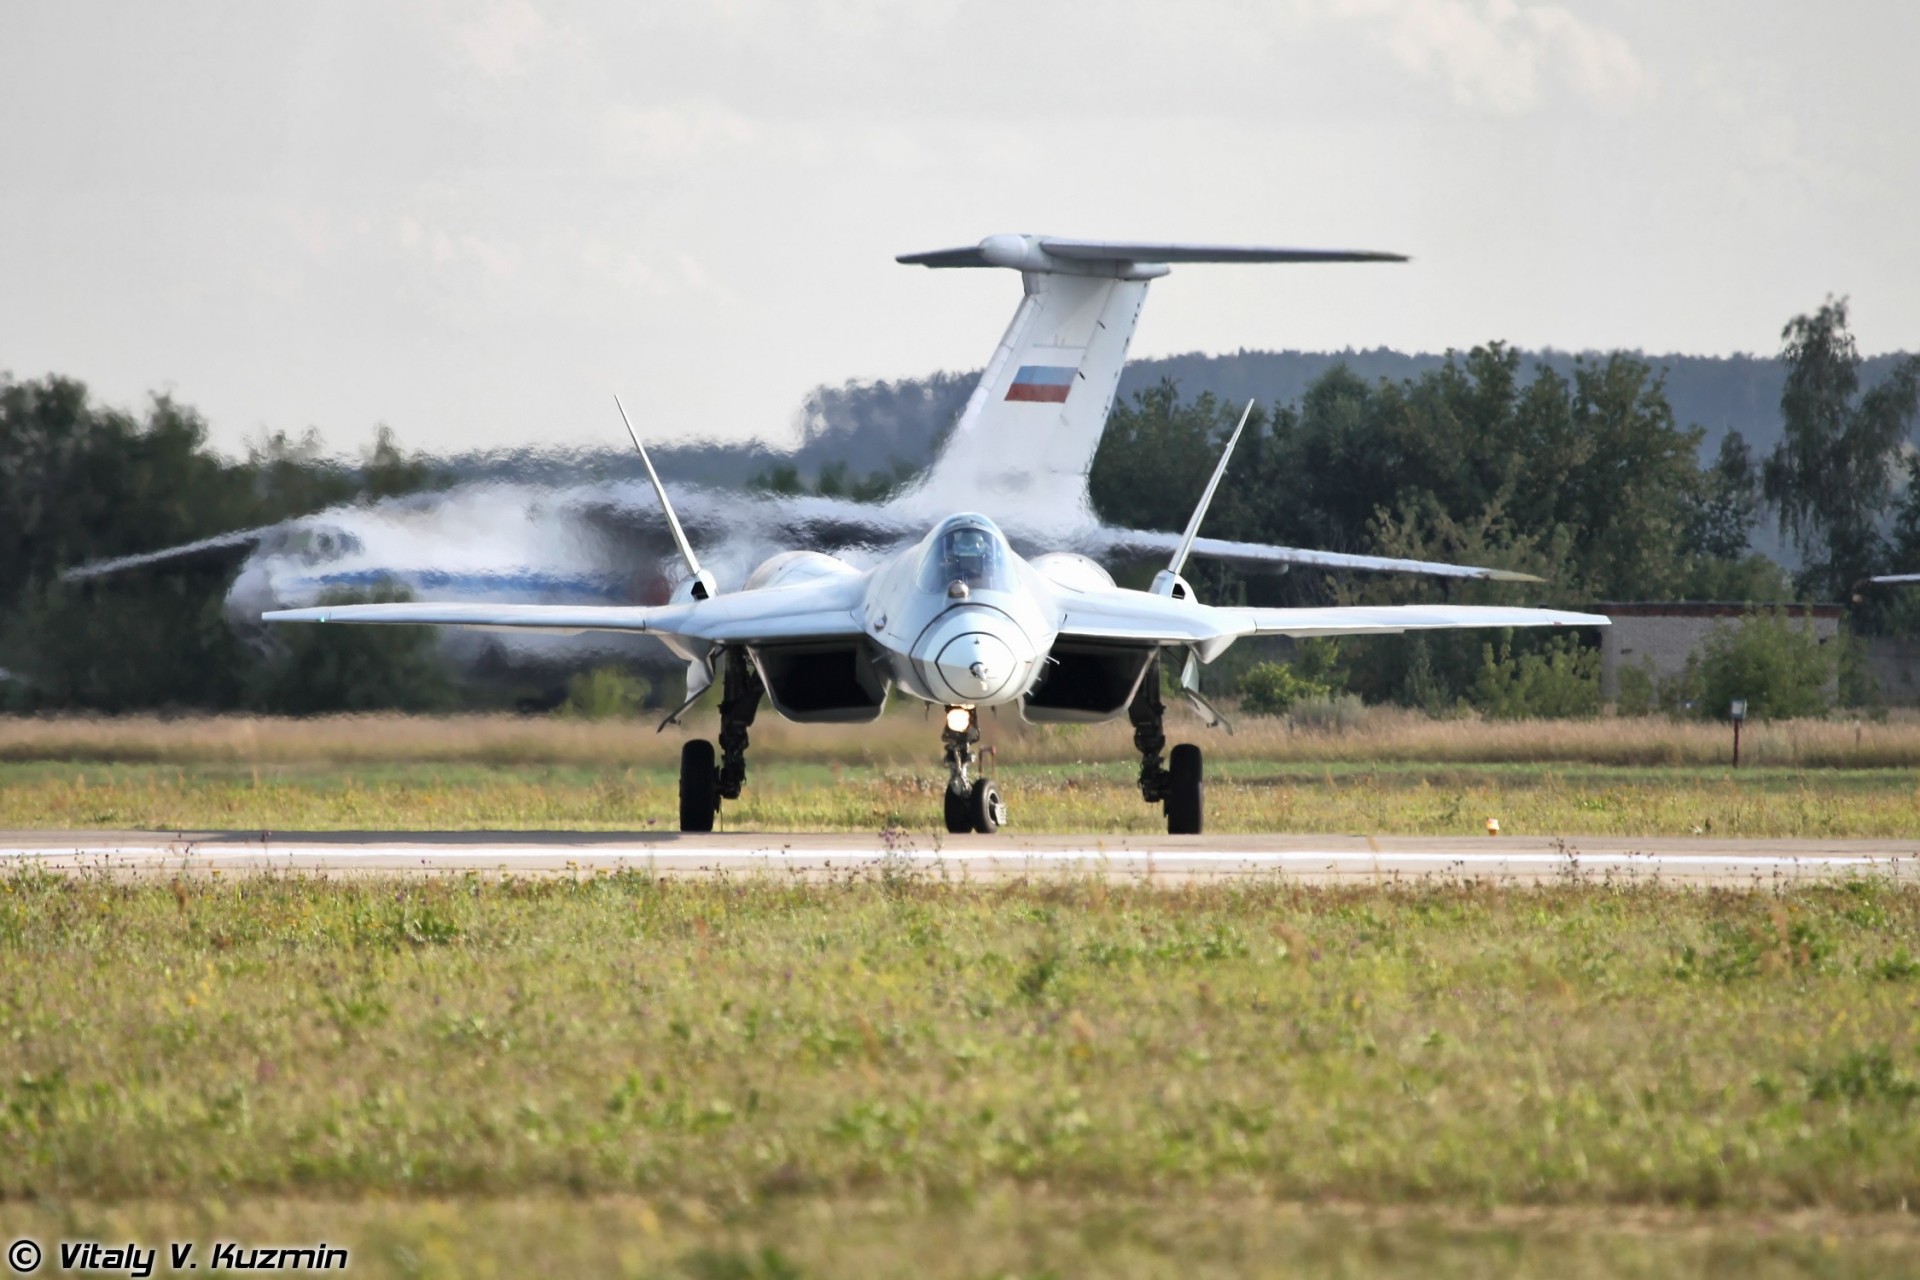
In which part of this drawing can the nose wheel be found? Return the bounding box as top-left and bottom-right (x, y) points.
(942, 707), (1005, 834)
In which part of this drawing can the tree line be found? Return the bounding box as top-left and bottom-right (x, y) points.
(3, 299), (1915, 715)
(1085, 299), (1919, 712)
(0, 376), (447, 712)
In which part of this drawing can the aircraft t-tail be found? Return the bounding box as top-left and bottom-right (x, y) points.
(269, 236), (1610, 835)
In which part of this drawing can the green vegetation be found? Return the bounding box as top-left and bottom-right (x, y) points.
(1089, 303), (1920, 714)
(1239, 640), (1345, 716)
(1471, 637), (1602, 720)
(0, 374), (447, 714)
(1763, 298), (1920, 600)
(1696, 610), (1837, 721)
(561, 666), (654, 720)
(3, 873), (1919, 1276)
(6, 758), (1920, 838)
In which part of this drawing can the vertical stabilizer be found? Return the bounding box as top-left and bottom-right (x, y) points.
(890, 235), (1404, 532)
(893, 267), (1147, 522)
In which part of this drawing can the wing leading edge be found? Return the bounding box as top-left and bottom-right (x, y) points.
(263, 572), (868, 647)
(1092, 527), (1543, 583)
(1053, 589), (1608, 657)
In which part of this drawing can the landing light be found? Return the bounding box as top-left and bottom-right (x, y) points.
(945, 707), (973, 733)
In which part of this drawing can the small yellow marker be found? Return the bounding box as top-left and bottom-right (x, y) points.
(1485, 817), (1501, 837)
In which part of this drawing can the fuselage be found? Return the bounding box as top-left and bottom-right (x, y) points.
(861, 513), (1058, 709)
(732, 513), (1090, 717)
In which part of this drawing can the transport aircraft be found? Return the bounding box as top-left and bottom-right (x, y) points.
(265, 240), (1609, 836)
(70, 234), (1534, 682)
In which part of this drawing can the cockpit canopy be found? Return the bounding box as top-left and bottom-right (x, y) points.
(916, 514), (1013, 594)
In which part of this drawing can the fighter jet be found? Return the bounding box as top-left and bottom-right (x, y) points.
(69, 235), (1536, 683)
(266, 390), (1608, 836)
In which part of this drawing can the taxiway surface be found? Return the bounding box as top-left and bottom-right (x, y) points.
(4, 830), (1916, 885)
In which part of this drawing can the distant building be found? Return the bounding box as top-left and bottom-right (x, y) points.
(1595, 603), (1845, 703)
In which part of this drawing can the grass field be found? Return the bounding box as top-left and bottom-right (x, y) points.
(4, 708), (1920, 769)
(3, 710), (1917, 838)
(4, 872), (1920, 1276)
(3, 758), (1918, 838)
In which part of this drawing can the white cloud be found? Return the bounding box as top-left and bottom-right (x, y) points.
(601, 100), (761, 162)
(1327, 0), (1650, 113)
(454, 0), (553, 79)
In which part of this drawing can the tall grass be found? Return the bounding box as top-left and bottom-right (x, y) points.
(4, 707), (1919, 768)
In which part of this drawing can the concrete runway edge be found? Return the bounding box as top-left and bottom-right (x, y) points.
(4, 830), (1918, 885)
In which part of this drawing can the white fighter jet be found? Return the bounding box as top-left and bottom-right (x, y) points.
(71, 235), (1537, 683)
(267, 389), (1608, 836)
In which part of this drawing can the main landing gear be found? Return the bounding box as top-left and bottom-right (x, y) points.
(679, 647), (763, 832)
(942, 706), (1006, 834)
(1129, 654), (1204, 835)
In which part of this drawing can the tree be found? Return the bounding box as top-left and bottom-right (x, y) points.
(1762, 298), (1920, 599)
(361, 424), (444, 499)
(1688, 431), (1763, 561)
(1694, 609), (1835, 721)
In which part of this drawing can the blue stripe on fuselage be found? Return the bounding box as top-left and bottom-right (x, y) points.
(294, 569), (633, 602)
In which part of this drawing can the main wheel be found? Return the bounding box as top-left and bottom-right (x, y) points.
(679, 739), (719, 832)
(970, 778), (1005, 834)
(944, 785), (971, 834)
(1166, 743), (1203, 835)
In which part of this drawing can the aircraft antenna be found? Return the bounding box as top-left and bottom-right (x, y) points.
(614, 394), (707, 596)
(1168, 399), (1256, 578)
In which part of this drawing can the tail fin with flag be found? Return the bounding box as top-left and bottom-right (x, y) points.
(886, 235), (1405, 528)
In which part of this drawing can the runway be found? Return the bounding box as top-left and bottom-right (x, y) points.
(4, 829), (1918, 884)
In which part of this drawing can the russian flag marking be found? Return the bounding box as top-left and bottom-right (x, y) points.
(1005, 364), (1076, 403)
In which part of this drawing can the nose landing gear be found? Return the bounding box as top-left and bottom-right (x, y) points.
(1130, 654), (1205, 835)
(942, 706), (1006, 834)
(678, 647), (764, 833)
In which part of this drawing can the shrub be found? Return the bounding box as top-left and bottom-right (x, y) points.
(1287, 693), (1367, 733)
(1470, 636), (1601, 719)
(1237, 640), (1343, 716)
(560, 666), (651, 720)
(1695, 609), (1834, 720)
(1615, 658), (1659, 717)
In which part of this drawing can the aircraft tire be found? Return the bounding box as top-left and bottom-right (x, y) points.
(944, 786), (972, 834)
(1166, 743), (1203, 835)
(970, 778), (1004, 835)
(679, 740), (719, 833)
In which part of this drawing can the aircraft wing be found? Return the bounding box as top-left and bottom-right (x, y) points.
(1870, 574), (1920, 585)
(1090, 527), (1543, 582)
(567, 484), (925, 550)
(1053, 588), (1607, 650)
(263, 572), (870, 646)
(1225, 603), (1611, 638)
(61, 527), (274, 581)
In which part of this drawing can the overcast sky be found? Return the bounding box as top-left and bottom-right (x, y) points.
(3, 1), (1915, 458)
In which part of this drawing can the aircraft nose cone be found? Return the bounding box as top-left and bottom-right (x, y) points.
(936, 631), (1016, 701)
